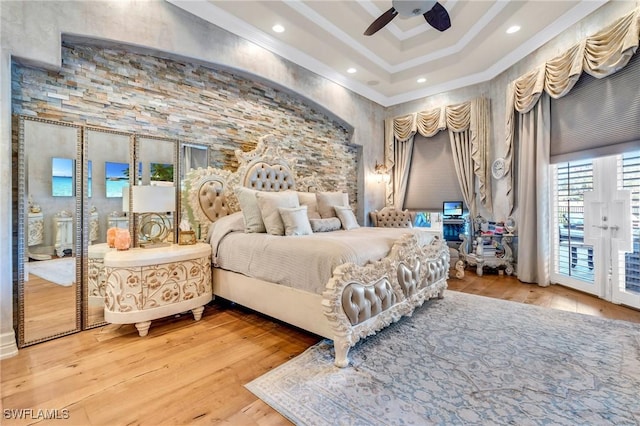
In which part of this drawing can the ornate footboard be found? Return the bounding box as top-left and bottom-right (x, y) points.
(322, 234), (449, 367)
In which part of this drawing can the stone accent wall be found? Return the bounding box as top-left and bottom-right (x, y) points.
(12, 43), (357, 207)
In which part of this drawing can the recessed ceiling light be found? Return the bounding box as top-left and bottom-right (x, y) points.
(347, 68), (357, 74)
(417, 78), (426, 83)
(506, 25), (520, 34)
(272, 24), (285, 33)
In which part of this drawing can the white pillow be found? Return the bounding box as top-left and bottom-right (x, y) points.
(235, 187), (265, 233)
(297, 191), (321, 220)
(279, 206), (313, 236)
(309, 217), (342, 233)
(334, 205), (360, 230)
(255, 191), (300, 236)
(316, 191), (349, 218)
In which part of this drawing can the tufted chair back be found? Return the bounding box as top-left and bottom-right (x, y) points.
(370, 207), (413, 228)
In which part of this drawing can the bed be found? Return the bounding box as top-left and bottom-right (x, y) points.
(184, 135), (449, 367)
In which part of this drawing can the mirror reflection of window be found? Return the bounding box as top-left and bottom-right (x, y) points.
(182, 144), (208, 176)
(52, 157), (74, 197)
(105, 161), (130, 198)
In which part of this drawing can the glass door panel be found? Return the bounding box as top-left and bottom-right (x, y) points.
(551, 159), (596, 293)
(551, 151), (640, 309)
(613, 152), (640, 307)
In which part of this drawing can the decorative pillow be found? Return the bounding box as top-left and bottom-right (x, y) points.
(278, 206), (313, 236)
(316, 191), (349, 218)
(255, 191), (300, 236)
(334, 205), (360, 230)
(309, 217), (342, 233)
(297, 191), (321, 220)
(235, 187), (265, 233)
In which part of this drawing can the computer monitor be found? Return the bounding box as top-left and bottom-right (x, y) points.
(443, 201), (463, 218)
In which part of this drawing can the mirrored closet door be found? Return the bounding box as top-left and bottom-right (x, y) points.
(17, 116), (82, 347)
(83, 128), (134, 328)
(179, 142), (209, 239)
(133, 135), (178, 247)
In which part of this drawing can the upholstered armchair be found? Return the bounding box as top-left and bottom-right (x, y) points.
(370, 207), (414, 228)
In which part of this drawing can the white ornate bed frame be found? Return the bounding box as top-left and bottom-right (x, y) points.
(184, 134), (450, 367)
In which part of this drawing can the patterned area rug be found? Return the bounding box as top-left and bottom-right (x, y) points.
(246, 291), (640, 425)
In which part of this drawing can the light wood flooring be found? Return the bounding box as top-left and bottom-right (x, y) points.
(2, 272), (640, 425)
(22, 273), (78, 343)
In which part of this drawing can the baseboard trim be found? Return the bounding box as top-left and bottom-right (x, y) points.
(0, 329), (18, 359)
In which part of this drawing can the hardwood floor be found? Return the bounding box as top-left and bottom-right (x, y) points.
(23, 273), (78, 343)
(2, 272), (640, 425)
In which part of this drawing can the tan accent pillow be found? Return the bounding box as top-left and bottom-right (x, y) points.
(316, 191), (349, 218)
(334, 205), (360, 230)
(279, 206), (313, 236)
(235, 187), (265, 233)
(297, 191), (321, 220)
(255, 191), (299, 236)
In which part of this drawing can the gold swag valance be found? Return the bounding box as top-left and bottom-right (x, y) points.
(503, 7), (640, 214)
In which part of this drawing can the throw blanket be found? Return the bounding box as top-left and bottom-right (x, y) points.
(209, 212), (440, 294)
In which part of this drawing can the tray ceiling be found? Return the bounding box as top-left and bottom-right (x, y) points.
(168, 0), (609, 106)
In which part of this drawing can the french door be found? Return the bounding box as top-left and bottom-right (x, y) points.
(551, 151), (640, 309)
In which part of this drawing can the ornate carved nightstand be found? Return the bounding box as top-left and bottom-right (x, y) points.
(103, 243), (212, 336)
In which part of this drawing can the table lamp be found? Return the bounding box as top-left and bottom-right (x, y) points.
(130, 185), (175, 248)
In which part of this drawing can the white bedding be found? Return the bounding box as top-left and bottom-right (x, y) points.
(209, 212), (441, 294)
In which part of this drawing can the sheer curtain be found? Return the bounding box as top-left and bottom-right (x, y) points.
(449, 130), (476, 218)
(392, 136), (415, 209)
(504, 7), (639, 285)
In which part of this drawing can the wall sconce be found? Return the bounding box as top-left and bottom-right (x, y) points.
(374, 161), (390, 183)
(130, 185), (175, 248)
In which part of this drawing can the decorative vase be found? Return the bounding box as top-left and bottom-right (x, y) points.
(114, 229), (131, 251)
(107, 227), (118, 248)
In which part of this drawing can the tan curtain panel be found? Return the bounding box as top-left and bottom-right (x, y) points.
(503, 7), (640, 214)
(385, 97), (491, 212)
(470, 97), (491, 212)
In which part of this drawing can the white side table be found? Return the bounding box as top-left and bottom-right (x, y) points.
(28, 211), (44, 247)
(53, 211), (74, 257)
(107, 213), (129, 229)
(457, 233), (515, 277)
(103, 243), (212, 336)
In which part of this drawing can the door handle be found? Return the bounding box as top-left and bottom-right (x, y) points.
(592, 224), (609, 230)
(609, 225), (619, 231)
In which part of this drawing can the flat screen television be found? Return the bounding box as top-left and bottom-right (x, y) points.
(443, 201), (463, 218)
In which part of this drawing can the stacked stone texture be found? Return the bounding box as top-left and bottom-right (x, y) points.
(12, 43), (357, 209)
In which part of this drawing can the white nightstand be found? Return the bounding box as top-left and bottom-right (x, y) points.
(103, 243), (212, 336)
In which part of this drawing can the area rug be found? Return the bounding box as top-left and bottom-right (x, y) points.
(26, 257), (75, 286)
(246, 291), (640, 425)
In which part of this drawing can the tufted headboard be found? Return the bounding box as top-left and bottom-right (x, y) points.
(369, 207), (414, 228)
(184, 134), (304, 236)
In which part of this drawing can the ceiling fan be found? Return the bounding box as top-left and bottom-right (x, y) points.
(364, 0), (451, 36)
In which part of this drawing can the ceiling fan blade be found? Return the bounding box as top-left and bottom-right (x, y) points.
(423, 2), (451, 32)
(364, 7), (398, 36)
